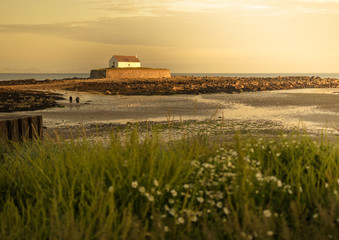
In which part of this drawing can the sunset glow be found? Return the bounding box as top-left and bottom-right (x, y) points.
(1, 0), (339, 73)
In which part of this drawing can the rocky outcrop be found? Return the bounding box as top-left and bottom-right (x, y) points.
(0, 90), (64, 112)
(64, 76), (339, 95)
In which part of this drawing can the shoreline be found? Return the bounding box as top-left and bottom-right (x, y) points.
(1, 76), (339, 113)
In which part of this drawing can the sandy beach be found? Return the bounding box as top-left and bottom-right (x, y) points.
(1, 87), (339, 139)
(1, 77), (339, 138)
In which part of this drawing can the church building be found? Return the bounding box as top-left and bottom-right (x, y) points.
(109, 55), (141, 68)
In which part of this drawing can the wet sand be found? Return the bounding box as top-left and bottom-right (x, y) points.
(0, 88), (338, 136)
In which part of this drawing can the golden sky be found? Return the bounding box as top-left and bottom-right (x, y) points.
(0, 0), (339, 73)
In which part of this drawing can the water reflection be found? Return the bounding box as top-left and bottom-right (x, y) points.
(13, 89), (339, 132)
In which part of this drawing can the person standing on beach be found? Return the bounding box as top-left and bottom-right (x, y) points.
(69, 96), (73, 103)
(76, 97), (80, 103)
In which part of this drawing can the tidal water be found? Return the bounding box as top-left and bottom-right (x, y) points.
(0, 73), (90, 81)
(1, 88), (338, 133)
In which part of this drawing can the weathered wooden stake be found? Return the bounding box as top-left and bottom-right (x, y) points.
(7, 119), (19, 141)
(0, 115), (43, 142)
(0, 120), (8, 140)
(18, 117), (29, 140)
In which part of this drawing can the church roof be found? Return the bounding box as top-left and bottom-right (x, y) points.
(113, 55), (140, 62)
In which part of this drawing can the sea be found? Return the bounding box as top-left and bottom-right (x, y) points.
(1, 73), (339, 81)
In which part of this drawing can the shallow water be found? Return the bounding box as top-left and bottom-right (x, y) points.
(1, 88), (339, 133)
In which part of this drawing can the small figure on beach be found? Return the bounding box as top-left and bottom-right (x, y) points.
(69, 96), (73, 103)
(76, 97), (80, 103)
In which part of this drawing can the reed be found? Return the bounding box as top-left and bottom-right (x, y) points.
(0, 127), (338, 239)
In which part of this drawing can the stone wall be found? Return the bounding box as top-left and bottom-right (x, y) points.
(90, 69), (107, 79)
(90, 68), (171, 79)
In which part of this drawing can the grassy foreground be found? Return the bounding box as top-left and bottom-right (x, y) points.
(0, 128), (338, 240)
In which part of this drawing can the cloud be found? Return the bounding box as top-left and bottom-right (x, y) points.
(264, 0), (339, 13)
(1, 0), (339, 54)
(85, 0), (339, 19)
(88, 0), (234, 17)
(0, 15), (227, 48)
(1, 0), (339, 50)
(297, 0), (339, 2)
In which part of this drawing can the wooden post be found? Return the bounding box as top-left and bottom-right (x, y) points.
(7, 118), (19, 141)
(18, 117), (29, 140)
(37, 115), (43, 139)
(28, 116), (37, 140)
(0, 115), (43, 142)
(28, 115), (43, 140)
(0, 120), (8, 141)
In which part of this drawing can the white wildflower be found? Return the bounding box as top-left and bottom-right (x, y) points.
(223, 207), (230, 215)
(277, 180), (282, 187)
(164, 226), (169, 232)
(108, 186), (114, 193)
(169, 208), (175, 216)
(183, 184), (190, 189)
(191, 215), (198, 222)
(263, 209), (272, 218)
(177, 217), (185, 224)
(148, 195), (154, 202)
(153, 179), (159, 187)
(256, 172), (263, 180)
(169, 199), (175, 204)
(266, 231), (274, 236)
(216, 201), (223, 208)
(171, 189), (177, 197)
(313, 213), (318, 219)
(156, 190), (162, 195)
(139, 186), (145, 193)
(197, 197), (204, 203)
(131, 181), (138, 188)
(208, 199), (215, 206)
